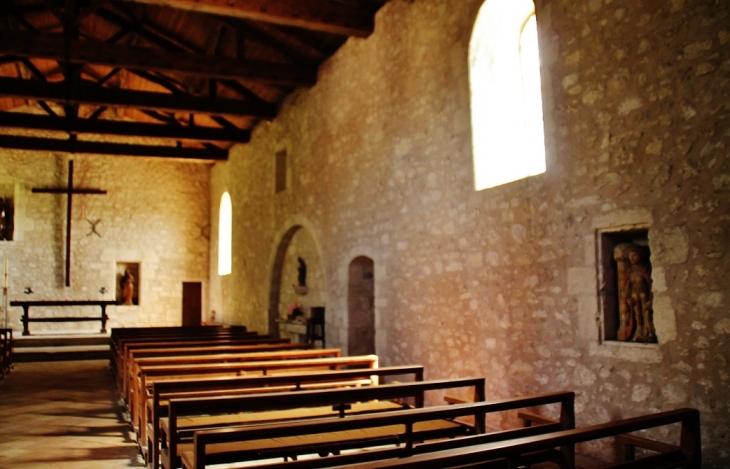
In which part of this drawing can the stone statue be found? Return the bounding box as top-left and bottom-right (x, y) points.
(297, 257), (307, 287)
(615, 243), (657, 343)
(120, 269), (135, 305)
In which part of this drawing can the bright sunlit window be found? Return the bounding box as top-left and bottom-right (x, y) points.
(218, 192), (232, 276)
(469, 0), (546, 190)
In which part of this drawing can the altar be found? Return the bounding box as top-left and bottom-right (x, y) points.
(10, 300), (117, 336)
(276, 319), (308, 344)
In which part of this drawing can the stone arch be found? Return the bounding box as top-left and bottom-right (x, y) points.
(268, 218), (327, 338)
(348, 256), (375, 356)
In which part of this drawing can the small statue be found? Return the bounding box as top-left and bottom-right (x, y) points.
(120, 269), (135, 305)
(297, 257), (307, 287)
(615, 244), (657, 343)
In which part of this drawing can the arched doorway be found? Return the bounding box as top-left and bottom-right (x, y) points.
(348, 256), (375, 356)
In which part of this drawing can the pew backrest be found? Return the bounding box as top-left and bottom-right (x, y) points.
(181, 390), (575, 469)
(314, 407), (700, 469)
(162, 377), (486, 469)
(147, 365), (424, 469)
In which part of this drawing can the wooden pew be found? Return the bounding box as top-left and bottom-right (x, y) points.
(132, 354), (379, 444)
(161, 377), (486, 469)
(147, 365), (424, 469)
(309, 407), (700, 469)
(110, 325), (248, 364)
(128, 348), (344, 431)
(122, 342), (309, 403)
(110, 325), (252, 372)
(115, 335), (286, 392)
(179, 391), (575, 469)
(113, 331), (265, 382)
(114, 335), (282, 397)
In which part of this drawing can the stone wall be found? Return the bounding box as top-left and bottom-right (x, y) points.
(209, 0), (729, 465)
(0, 149), (210, 332)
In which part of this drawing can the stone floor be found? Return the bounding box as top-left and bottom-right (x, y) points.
(0, 360), (144, 469)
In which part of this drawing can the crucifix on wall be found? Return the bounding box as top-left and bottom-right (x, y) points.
(32, 160), (106, 287)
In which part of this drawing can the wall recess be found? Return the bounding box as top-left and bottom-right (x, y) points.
(598, 228), (657, 344)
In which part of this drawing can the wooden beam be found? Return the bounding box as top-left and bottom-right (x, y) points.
(0, 77), (278, 118)
(0, 111), (251, 143)
(114, 0), (376, 37)
(0, 31), (317, 87)
(0, 135), (228, 160)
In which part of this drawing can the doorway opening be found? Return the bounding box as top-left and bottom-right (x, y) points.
(348, 256), (375, 356)
(182, 282), (202, 326)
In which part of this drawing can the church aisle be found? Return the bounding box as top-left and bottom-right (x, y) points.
(0, 360), (144, 468)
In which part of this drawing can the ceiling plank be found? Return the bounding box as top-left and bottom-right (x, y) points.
(0, 76), (278, 118)
(114, 0), (376, 37)
(0, 134), (228, 160)
(0, 111), (251, 142)
(0, 31), (318, 87)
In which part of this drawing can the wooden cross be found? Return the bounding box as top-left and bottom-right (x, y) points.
(32, 160), (106, 286)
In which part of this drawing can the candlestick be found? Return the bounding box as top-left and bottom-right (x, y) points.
(3, 259), (7, 289)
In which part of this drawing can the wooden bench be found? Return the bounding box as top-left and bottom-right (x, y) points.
(519, 409), (690, 466)
(110, 326), (250, 371)
(128, 348), (344, 431)
(309, 407), (700, 469)
(132, 354), (379, 440)
(113, 330), (264, 382)
(122, 342), (307, 398)
(146, 365), (424, 469)
(179, 391), (574, 469)
(115, 335), (285, 392)
(161, 377), (486, 469)
(123, 343), (317, 406)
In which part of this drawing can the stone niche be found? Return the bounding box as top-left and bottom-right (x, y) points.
(116, 262), (140, 306)
(598, 228), (657, 344)
(0, 184), (15, 241)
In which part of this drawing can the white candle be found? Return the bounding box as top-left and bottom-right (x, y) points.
(3, 259), (7, 289)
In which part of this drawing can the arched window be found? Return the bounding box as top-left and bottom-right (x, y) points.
(218, 192), (232, 276)
(469, 0), (546, 190)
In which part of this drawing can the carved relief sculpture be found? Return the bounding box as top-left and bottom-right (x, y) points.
(614, 243), (657, 343)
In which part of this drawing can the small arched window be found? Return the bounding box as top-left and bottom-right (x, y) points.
(218, 192), (232, 276)
(469, 0), (546, 190)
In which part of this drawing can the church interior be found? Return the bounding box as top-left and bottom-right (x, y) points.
(0, 0), (728, 467)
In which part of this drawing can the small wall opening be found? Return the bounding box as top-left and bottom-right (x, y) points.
(348, 256), (375, 356)
(599, 229), (656, 343)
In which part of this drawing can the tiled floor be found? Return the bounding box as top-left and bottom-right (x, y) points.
(0, 360), (144, 469)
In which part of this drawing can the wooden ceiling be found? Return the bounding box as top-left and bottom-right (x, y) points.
(0, 0), (389, 161)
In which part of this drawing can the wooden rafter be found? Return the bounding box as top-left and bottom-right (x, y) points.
(94, 7), (275, 107)
(114, 0), (376, 37)
(0, 135), (228, 160)
(0, 31), (318, 86)
(0, 76), (278, 118)
(0, 111), (251, 143)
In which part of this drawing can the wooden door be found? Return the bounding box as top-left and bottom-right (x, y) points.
(348, 257), (375, 356)
(182, 282), (202, 326)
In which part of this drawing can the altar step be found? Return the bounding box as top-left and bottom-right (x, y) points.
(12, 333), (110, 362)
